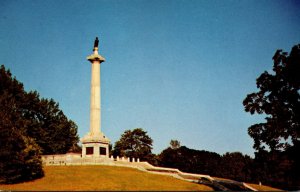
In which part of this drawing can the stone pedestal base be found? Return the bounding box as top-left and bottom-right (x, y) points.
(81, 132), (110, 158)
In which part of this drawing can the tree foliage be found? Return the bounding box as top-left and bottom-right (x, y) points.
(21, 92), (79, 154)
(0, 65), (79, 155)
(0, 65), (43, 183)
(218, 152), (253, 182)
(0, 65), (79, 183)
(243, 44), (300, 189)
(159, 145), (221, 176)
(243, 44), (300, 151)
(170, 139), (181, 149)
(158, 143), (262, 185)
(0, 124), (44, 183)
(113, 128), (153, 161)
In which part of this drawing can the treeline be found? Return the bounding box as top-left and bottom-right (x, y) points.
(0, 65), (79, 183)
(112, 128), (298, 190)
(111, 129), (252, 184)
(159, 145), (252, 181)
(157, 143), (298, 190)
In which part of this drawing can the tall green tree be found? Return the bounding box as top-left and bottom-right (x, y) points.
(0, 65), (44, 183)
(0, 65), (79, 155)
(243, 44), (300, 189)
(0, 64), (79, 183)
(243, 44), (300, 152)
(113, 128), (153, 161)
(21, 91), (79, 154)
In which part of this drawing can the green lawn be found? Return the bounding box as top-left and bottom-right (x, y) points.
(0, 165), (213, 191)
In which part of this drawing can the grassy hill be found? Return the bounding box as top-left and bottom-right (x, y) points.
(0, 165), (213, 191)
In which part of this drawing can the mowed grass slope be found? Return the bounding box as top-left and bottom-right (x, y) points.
(0, 165), (213, 191)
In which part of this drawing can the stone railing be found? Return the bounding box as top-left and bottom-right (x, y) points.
(109, 156), (140, 162)
(42, 153), (141, 166)
(42, 153), (82, 165)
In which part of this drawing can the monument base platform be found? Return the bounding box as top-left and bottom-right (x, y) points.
(81, 132), (110, 158)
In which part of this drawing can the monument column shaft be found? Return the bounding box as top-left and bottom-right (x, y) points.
(90, 60), (101, 135)
(82, 37), (109, 158)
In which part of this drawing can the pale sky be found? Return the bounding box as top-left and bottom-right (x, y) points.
(1, 0), (299, 156)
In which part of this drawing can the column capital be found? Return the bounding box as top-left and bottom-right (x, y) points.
(87, 53), (105, 63)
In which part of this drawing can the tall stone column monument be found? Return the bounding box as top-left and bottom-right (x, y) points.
(81, 37), (110, 158)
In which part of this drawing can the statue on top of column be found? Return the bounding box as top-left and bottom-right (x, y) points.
(94, 37), (99, 48)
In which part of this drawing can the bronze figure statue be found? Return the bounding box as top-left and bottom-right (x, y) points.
(94, 37), (99, 48)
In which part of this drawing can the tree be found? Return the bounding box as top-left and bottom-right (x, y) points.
(113, 128), (153, 161)
(0, 65), (44, 183)
(0, 125), (44, 183)
(243, 44), (300, 152)
(243, 44), (300, 189)
(170, 139), (181, 149)
(21, 91), (79, 154)
(218, 152), (253, 182)
(0, 65), (79, 183)
(0, 65), (79, 155)
(159, 146), (221, 176)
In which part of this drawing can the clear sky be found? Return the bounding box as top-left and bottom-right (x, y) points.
(1, 0), (299, 156)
